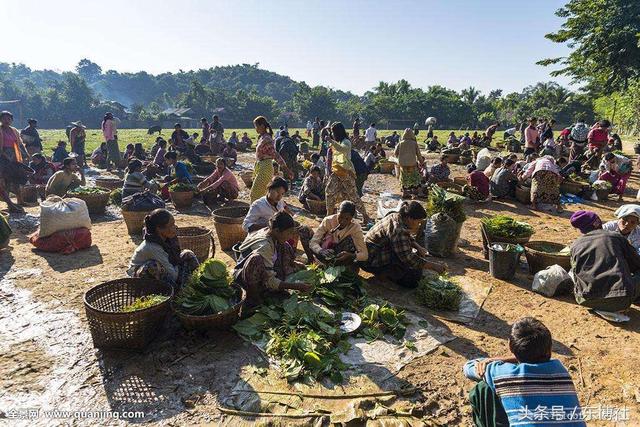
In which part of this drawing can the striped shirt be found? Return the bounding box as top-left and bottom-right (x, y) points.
(464, 358), (585, 426)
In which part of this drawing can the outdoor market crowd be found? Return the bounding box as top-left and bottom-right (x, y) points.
(2, 108), (640, 427)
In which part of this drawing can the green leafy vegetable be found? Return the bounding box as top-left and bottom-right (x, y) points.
(358, 302), (408, 341)
(121, 294), (168, 312)
(417, 274), (463, 311)
(425, 184), (466, 223)
(68, 186), (109, 195)
(169, 182), (196, 193)
(175, 258), (237, 315)
(481, 215), (534, 239)
(109, 188), (122, 206)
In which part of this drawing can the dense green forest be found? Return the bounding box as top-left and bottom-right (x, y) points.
(0, 60), (596, 130)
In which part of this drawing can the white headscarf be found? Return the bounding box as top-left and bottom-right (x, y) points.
(614, 204), (640, 219)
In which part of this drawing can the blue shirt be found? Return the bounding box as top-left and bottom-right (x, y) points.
(173, 162), (192, 183)
(463, 358), (585, 426)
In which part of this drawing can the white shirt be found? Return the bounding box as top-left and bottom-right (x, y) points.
(242, 196), (286, 232)
(505, 127), (517, 135)
(365, 126), (377, 142)
(602, 220), (640, 254)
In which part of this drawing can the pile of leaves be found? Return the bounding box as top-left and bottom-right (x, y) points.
(481, 215), (534, 239)
(109, 188), (122, 206)
(358, 302), (408, 341)
(175, 259), (237, 315)
(417, 274), (463, 311)
(68, 186), (109, 195)
(568, 173), (589, 185)
(286, 265), (365, 308)
(121, 294), (169, 312)
(592, 180), (612, 190)
(169, 182), (197, 193)
(425, 184), (466, 223)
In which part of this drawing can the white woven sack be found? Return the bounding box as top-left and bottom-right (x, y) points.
(39, 196), (91, 238)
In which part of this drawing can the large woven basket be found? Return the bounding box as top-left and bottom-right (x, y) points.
(21, 185), (39, 203)
(524, 241), (571, 274)
(378, 161), (395, 174)
(83, 278), (173, 350)
(194, 162), (216, 176)
(69, 188), (111, 214)
(444, 153), (460, 163)
(560, 180), (585, 195)
(170, 191), (194, 209)
(213, 206), (249, 250)
(95, 177), (124, 190)
(515, 185), (531, 205)
(453, 176), (467, 186)
(480, 223), (532, 259)
(201, 155), (218, 164)
(173, 284), (246, 331)
(239, 171), (253, 188)
(122, 209), (150, 234)
(177, 226), (215, 262)
(306, 199), (327, 216)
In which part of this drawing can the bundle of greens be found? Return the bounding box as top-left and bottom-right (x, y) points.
(68, 186), (109, 195)
(568, 173), (589, 185)
(287, 265), (365, 309)
(358, 302), (408, 341)
(416, 274), (463, 311)
(109, 188), (122, 206)
(121, 294), (169, 312)
(592, 180), (612, 190)
(481, 215), (534, 239)
(426, 184), (466, 223)
(175, 259), (237, 315)
(169, 182), (197, 193)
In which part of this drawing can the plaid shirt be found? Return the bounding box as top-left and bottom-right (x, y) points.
(364, 212), (424, 270)
(430, 163), (450, 181)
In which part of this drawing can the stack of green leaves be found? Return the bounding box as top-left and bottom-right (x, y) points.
(121, 294), (168, 312)
(286, 265), (365, 309)
(109, 188), (122, 206)
(169, 182), (197, 193)
(416, 274), (463, 311)
(481, 215), (534, 239)
(68, 186), (110, 195)
(358, 302), (408, 342)
(175, 259), (237, 315)
(425, 184), (466, 223)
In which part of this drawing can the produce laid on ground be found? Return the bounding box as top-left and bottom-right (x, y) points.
(416, 274), (463, 311)
(121, 294), (169, 312)
(233, 265), (411, 383)
(68, 186), (110, 195)
(169, 182), (197, 193)
(175, 259), (239, 315)
(481, 215), (534, 239)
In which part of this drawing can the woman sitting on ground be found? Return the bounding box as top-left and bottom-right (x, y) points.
(521, 155), (563, 212)
(28, 153), (56, 186)
(197, 158), (239, 206)
(446, 132), (458, 148)
(234, 211), (313, 309)
(599, 152), (632, 201)
(484, 157), (501, 179)
(463, 163), (490, 202)
(228, 131), (239, 146)
(298, 166), (324, 210)
(490, 158), (518, 199)
(221, 142), (238, 163)
(426, 135), (441, 152)
(394, 128), (424, 199)
(128, 208), (199, 288)
(45, 157), (85, 197)
(122, 159), (158, 198)
(239, 132), (253, 151)
(91, 143), (108, 168)
(123, 144), (135, 163)
(310, 201), (367, 267)
(133, 143), (147, 161)
(361, 201), (446, 288)
(429, 154), (451, 184)
(602, 204), (640, 254)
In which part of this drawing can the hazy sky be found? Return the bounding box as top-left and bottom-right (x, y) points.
(2, 0), (572, 95)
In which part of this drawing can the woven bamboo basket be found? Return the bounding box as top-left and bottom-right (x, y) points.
(194, 162), (216, 176)
(21, 185), (39, 203)
(95, 177), (124, 190)
(83, 278), (173, 350)
(515, 186), (531, 205)
(560, 180), (584, 195)
(480, 223), (532, 259)
(523, 241), (571, 274)
(453, 176), (467, 186)
(177, 226), (215, 262)
(69, 188), (110, 214)
(444, 153), (460, 163)
(306, 199), (327, 216)
(378, 161), (395, 174)
(173, 284), (246, 331)
(459, 155), (472, 165)
(239, 171), (253, 188)
(213, 205), (249, 250)
(201, 155), (218, 164)
(170, 191), (194, 209)
(122, 209), (150, 234)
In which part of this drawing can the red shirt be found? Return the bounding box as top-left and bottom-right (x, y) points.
(587, 128), (608, 149)
(468, 170), (490, 197)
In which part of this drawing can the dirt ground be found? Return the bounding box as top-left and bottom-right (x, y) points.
(1, 142), (640, 426)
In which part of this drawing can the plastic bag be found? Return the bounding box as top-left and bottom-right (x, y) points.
(425, 213), (461, 258)
(122, 192), (165, 212)
(39, 196), (91, 238)
(30, 227), (91, 254)
(532, 264), (571, 297)
(376, 192), (403, 219)
(475, 148), (492, 171)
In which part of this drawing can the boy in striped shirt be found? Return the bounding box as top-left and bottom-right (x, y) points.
(463, 317), (585, 426)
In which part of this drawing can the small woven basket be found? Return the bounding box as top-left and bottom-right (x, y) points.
(560, 180), (584, 195)
(515, 186), (531, 205)
(21, 185), (39, 203)
(95, 177), (124, 190)
(122, 210), (150, 234)
(83, 278), (173, 350)
(194, 162), (216, 176)
(212, 205), (249, 250)
(170, 191), (194, 209)
(306, 199), (327, 216)
(69, 188), (110, 214)
(453, 176), (467, 186)
(378, 162), (395, 174)
(524, 241), (571, 274)
(177, 226), (215, 262)
(481, 223), (532, 259)
(239, 171), (253, 188)
(173, 284), (246, 331)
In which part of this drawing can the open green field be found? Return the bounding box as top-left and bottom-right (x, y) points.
(37, 128), (485, 154)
